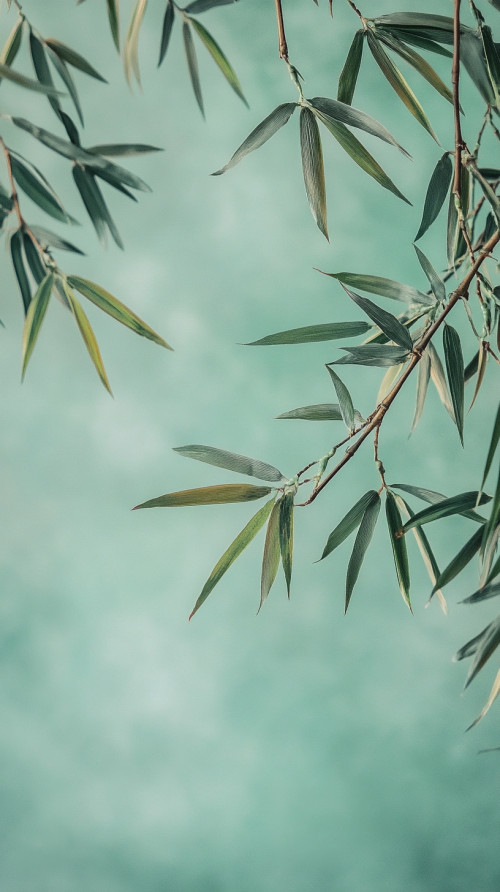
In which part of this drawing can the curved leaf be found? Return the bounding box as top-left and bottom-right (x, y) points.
(443, 323), (464, 445)
(320, 490), (378, 560)
(72, 165), (122, 248)
(276, 404), (343, 421)
(413, 245), (445, 302)
(22, 273), (53, 378)
(29, 225), (84, 254)
(410, 347), (430, 433)
(309, 96), (409, 156)
(245, 321), (370, 346)
(326, 366), (355, 430)
(158, 1), (175, 67)
(462, 581), (500, 604)
(324, 271), (432, 306)
(386, 490), (411, 609)
(415, 152), (453, 241)
(433, 527), (483, 592)
(337, 30), (364, 105)
(0, 18), (24, 77)
(124, 0), (148, 86)
(134, 483), (272, 510)
(10, 229), (31, 314)
(300, 107), (328, 239)
(464, 616), (500, 689)
(345, 494), (381, 611)
(173, 445), (284, 482)
(401, 491), (491, 533)
(107, 0), (120, 51)
(44, 38), (107, 81)
(480, 402), (500, 493)
(189, 18), (247, 105)
(183, 21), (203, 116)
(45, 44), (83, 125)
(63, 284), (112, 393)
(376, 30), (453, 105)
(212, 103), (297, 175)
(428, 342), (455, 421)
(341, 285), (414, 349)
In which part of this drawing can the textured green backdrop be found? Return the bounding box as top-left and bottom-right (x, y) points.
(0, 1), (499, 890)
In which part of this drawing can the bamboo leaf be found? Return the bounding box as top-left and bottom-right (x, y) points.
(480, 402), (500, 493)
(87, 143), (162, 157)
(189, 18), (247, 106)
(158, 1), (175, 67)
(300, 107), (328, 239)
(29, 31), (61, 117)
(366, 31), (438, 141)
(390, 482), (486, 524)
(468, 341), (488, 412)
(67, 275), (171, 348)
(334, 344), (410, 367)
(323, 271), (432, 306)
(345, 494), (381, 611)
(134, 483), (273, 510)
(189, 497), (275, 620)
(124, 0), (148, 86)
(277, 404), (343, 421)
(0, 18), (24, 76)
(9, 150), (73, 223)
(341, 285), (414, 349)
(410, 347), (430, 434)
(428, 342), (455, 421)
(63, 284), (112, 393)
(314, 112), (410, 204)
(183, 21), (204, 116)
(184, 0), (236, 12)
(446, 166), (469, 268)
(375, 30), (453, 105)
(415, 153), (453, 241)
(173, 445), (284, 482)
(443, 323), (464, 445)
(21, 273), (53, 378)
(395, 495), (445, 608)
(107, 0), (120, 51)
(401, 491), (491, 533)
(245, 321), (370, 346)
(22, 230), (47, 284)
(464, 615), (500, 689)
(413, 245), (445, 302)
(0, 62), (63, 93)
(377, 363), (403, 404)
(259, 498), (282, 611)
(326, 366), (355, 430)
(212, 103), (297, 175)
(29, 225), (84, 254)
(72, 165), (122, 248)
(10, 229), (31, 314)
(432, 527), (483, 592)
(462, 581), (500, 604)
(466, 669), (500, 731)
(481, 464), (500, 559)
(372, 13), (456, 31)
(309, 96), (409, 156)
(386, 490), (411, 609)
(279, 491), (294, 597)
(44, 39), (107, 81)
(454, 622), (492, 662)
(460, 31), (496, 106)
(337, 30), (364, 105)
(320, 490), (378, 560)
(382, 30), (452, 59)
(45, 47), (84, 126)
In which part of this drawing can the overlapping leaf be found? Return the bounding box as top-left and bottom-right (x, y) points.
(323, 271), (432, 306)
(443, 323), (464, 445)
(320, 490), (379, 560)
(401, 491), (491, 533)
(21, 273), (53, 378)
(259, 498), (282, 611)
(432, 527), (484, 592)
(279, 491), (294, 597)
(341, 285), (414, 349)
(189, 17), (246, 106)
(334, 344), (410, 367)
(63, 282), (112, 393)
(326, 366), (355, 430)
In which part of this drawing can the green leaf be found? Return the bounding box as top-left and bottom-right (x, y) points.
(245, 321), (370, 346)
(345, 494), (381, 611)
(433, 527), (483, 592)
(276, 404), (343, 421)
(313, 112), (410, 204)
(45, 45), (84, 126)
(44, 39), (107, 82)
(413, 245), (445, 302)
(0, 62), (63, 94)
(394, 494), (444, 605)
(390, 482), (486, 524)
(480, 402), (500, 493)
(462, 581), (500, 605)
(87, 143), (162, 157)
(443, 323), (464, 446)
(454, 622), (492, 662)
(134, 483), (273, 510)
(63, 283), (112, 393)
(279, 491), (294, 597)
(468, 341), (488, 412)
(401, 491), (491, 533)
(22, 230), (47, 284)
(107, 0), (120, 52)
(173, 445), (284, 482)
(466, 669), (500, 732)
(337, 30), (364, 105)
(378, 27), (452, 58)
(463, 616), (500, 689)
(320, 490), (378, 560)
(183, 21), (204, 116)
(189, 17), (247, 106)
(309, 96), (409, 156)
(124, 0), (148, 86)
(375, 30), (453, 105)
(481, 464), (500, 560)
(428, 342), (455, 421)
(341, 285), (414, 349)
(21, 273), (53, 378)
(8, 150), (73, 224)
(72, 165), (122, 248)
(366, 31), (438, 141)
(334, 344), (410, 367)
(212, 103), (297, 175)
(67, 275), (171, 349)
(386, 490), (411, 609)
(259, 498), (282, 611)
(10, 229), (31, 314)
(184, 0), (236, 11)
(372, 13), (455, 31)
(300, 107), (328, 239)
(326, 366), (355, 430)
(28, 225), (84, 255)
(0, 18), (24, 76)
(29, 31), (61, 118)
(410, 347), (430, 434)
(414, 153), (452, 241)
(158, 1), (175, 67)
(189, 496), (275, 620)
(323, 271), (432, 306)
(460, 31), (496, 106)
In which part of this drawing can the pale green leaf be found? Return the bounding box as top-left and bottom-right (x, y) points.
(189, 18), (247, 105)
(410, 347), (430, 434)
(334, 344), (410, 367)
(0, 18), (23, 74)
(64, 284), (112, 393)
(428, 342), (455, 421)
(300, 107), (328, 239)
(29, 225), (84, 254)
(0, 62), (63, 94)
(259, 498), (282, 611)
(22, 273), (53, 378)
(277, 404), (343, 421)
(134, 483), (272, 510)
(376, 30), (453, 105)
(173, 445), (284, 482)
(124, 0), (148, 86)
(212, 103), (297, 175)
(245, 321), (370, 345)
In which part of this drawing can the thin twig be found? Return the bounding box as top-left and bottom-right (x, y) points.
(274, 0), (288, 61)
(0, 137), (23, 227)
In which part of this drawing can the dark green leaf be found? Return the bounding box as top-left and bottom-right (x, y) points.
(22, 231), (47, 284)
(401, 491), (491, 533)
(212, 103), (297, 175)
(28, 225), (84, 254)
(337, 30), (364, 105)
(9, 150), (73, 223)
(173, 445), (284, 482)
(279, 491), (294, 597)
(463, 581), (500, 604)
(468, 341), (488, 412)
(379, 27), (452, 58)
(259, 498), (282, 611)
(375, 30), (453, 105)
(276, 404), (343, 421)
(10, 229), (31, 314)
(22, 273), (53, 378)
(87, 143), (163, 157)
(309, 96), (409, 156)
(386, 490), (411, 609)
(300, 107), (328, 239)
(341, 285), (414, 349)
(67, 274), (172, 348)
(464, 616), (500, 689)
(107, 0), (120, 51)
(414, 152), (453, 240)
(134, 483), (273, 510)
(391, 482), (486, 524)
(481, 464), (500, 559)
(326, 365), (355, 430)
(395, 495), (443, 603)
(183, 21), (204, 116)
(345, 494), (381, 611)
(433, 527), (483, 592)
(189, 18), (247, 105)
(29, 31), (61, 117)
(245, 321), (370, 346)
(410, 347), (430, 434)
(184, 0), (236, 11)
(413, 245), (445, 302)
(464, 350), (479, 383)
(334, 344), (410, 367)
(189, 496), (275, 620)
(466, 670), (500, 732)
(460, 31), (496, 106)
(63, 283), (112, 393)
(45, 45), (83, 126)
(323, 271), (432, 306)
(72, 165), (123, 248)
(443, 323), (464, 445)
(158, 1), (175, 67)
(0, 18), (24, 77)
(480, 402), (500, 493)
(372, 13), (455, 31)
(44, 38), (107, 81)
(320, 490), (378, 560)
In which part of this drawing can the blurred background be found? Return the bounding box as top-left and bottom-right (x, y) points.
(0, 0), (499, 889)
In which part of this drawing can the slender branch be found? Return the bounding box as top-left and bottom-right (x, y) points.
(345, 0), (364, 21)
(452, 0), (463, 198)
(274, 0), (288, 61)
(302, 229), (499, 506)
(0, 137), (23, 227)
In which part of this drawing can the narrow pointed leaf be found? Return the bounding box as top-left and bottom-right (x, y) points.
(341, 285), (413, 349)
(366, 31), (438, 141)
(173, 445), (284, 482)
(0, 18), (23, 75)
(428, 342), (455, 421)
(377, 363), (403, 404)
(376, 30), (453, 104)
(372, 13), (456, 31)
(22, 273), (53, 378)
(189, 497), (275, 619)
(124, 0), (148, 86)
(72, 165), (122, 248)
(433, 527), (483, 592)
(314, 113), (410, 204)
(334, 344), (410, 367)
(277, 404), (343, 421)
(337, 30), (364, 105)
(410, 347), (430, 433)
(135, 483), (272, 510)
(29, 225), (84, 254)
(454, 622), (492, 662)
(9, 150), (72, 223)
(45, 47), (83, 125)
(480, 403), (500, 492)
(466, 669), (500, 731)
(460, 31), (496, 106)
(44, 39), (107, 81)
(184, 0), (236, 11)
(107, 0), (120, 51)
(212, 103), (297, 175)
(464, 616), (500, 689)
(462, 581), (500, 605)
(326, 366), (355, 430)
(259, 499), (282, 611)
(0, 62), (63, 93)
(382, 30), (452, 58)
(64, 286), (112, 393)
(22, 231), (47, 284)
(29, 32), (61, 117)
(183, 21), (204, 116)
(395, 495), (444, 606)
(309, 96), (409, 156)
(391, 482), (486, 524)
(443, 323), (464, 445)
(345, 494), (380, 611)
(321, 490), (378, 560)
(245, 321), (370, 346)
(10, 229), (31, 314)
(300, 107), (328, 239)
(158, 1), (175, 67)
(446, 166), (469, 268)
(189, 18), (247, 105)
(87, 143), (162, 157)
(415, 152), (453, 240)
(468, 341), (488, 411)
(324, 271), (432, 305)
(413, 245), (445, 302)
(67, 275), (171, 348)
(401, 491), (491, 533)
(481, 464), (500, 559)
(279, 491), (294, 597)
(386, 490), (411, 609)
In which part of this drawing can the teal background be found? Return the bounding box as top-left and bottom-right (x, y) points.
(0, 1), (499, 889)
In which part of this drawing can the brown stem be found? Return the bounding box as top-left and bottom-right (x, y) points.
(274, 0), (288, 61)
(303, 229), (500, 506)
(0, 137), (23, 227)
(345, 0), (364, 20)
